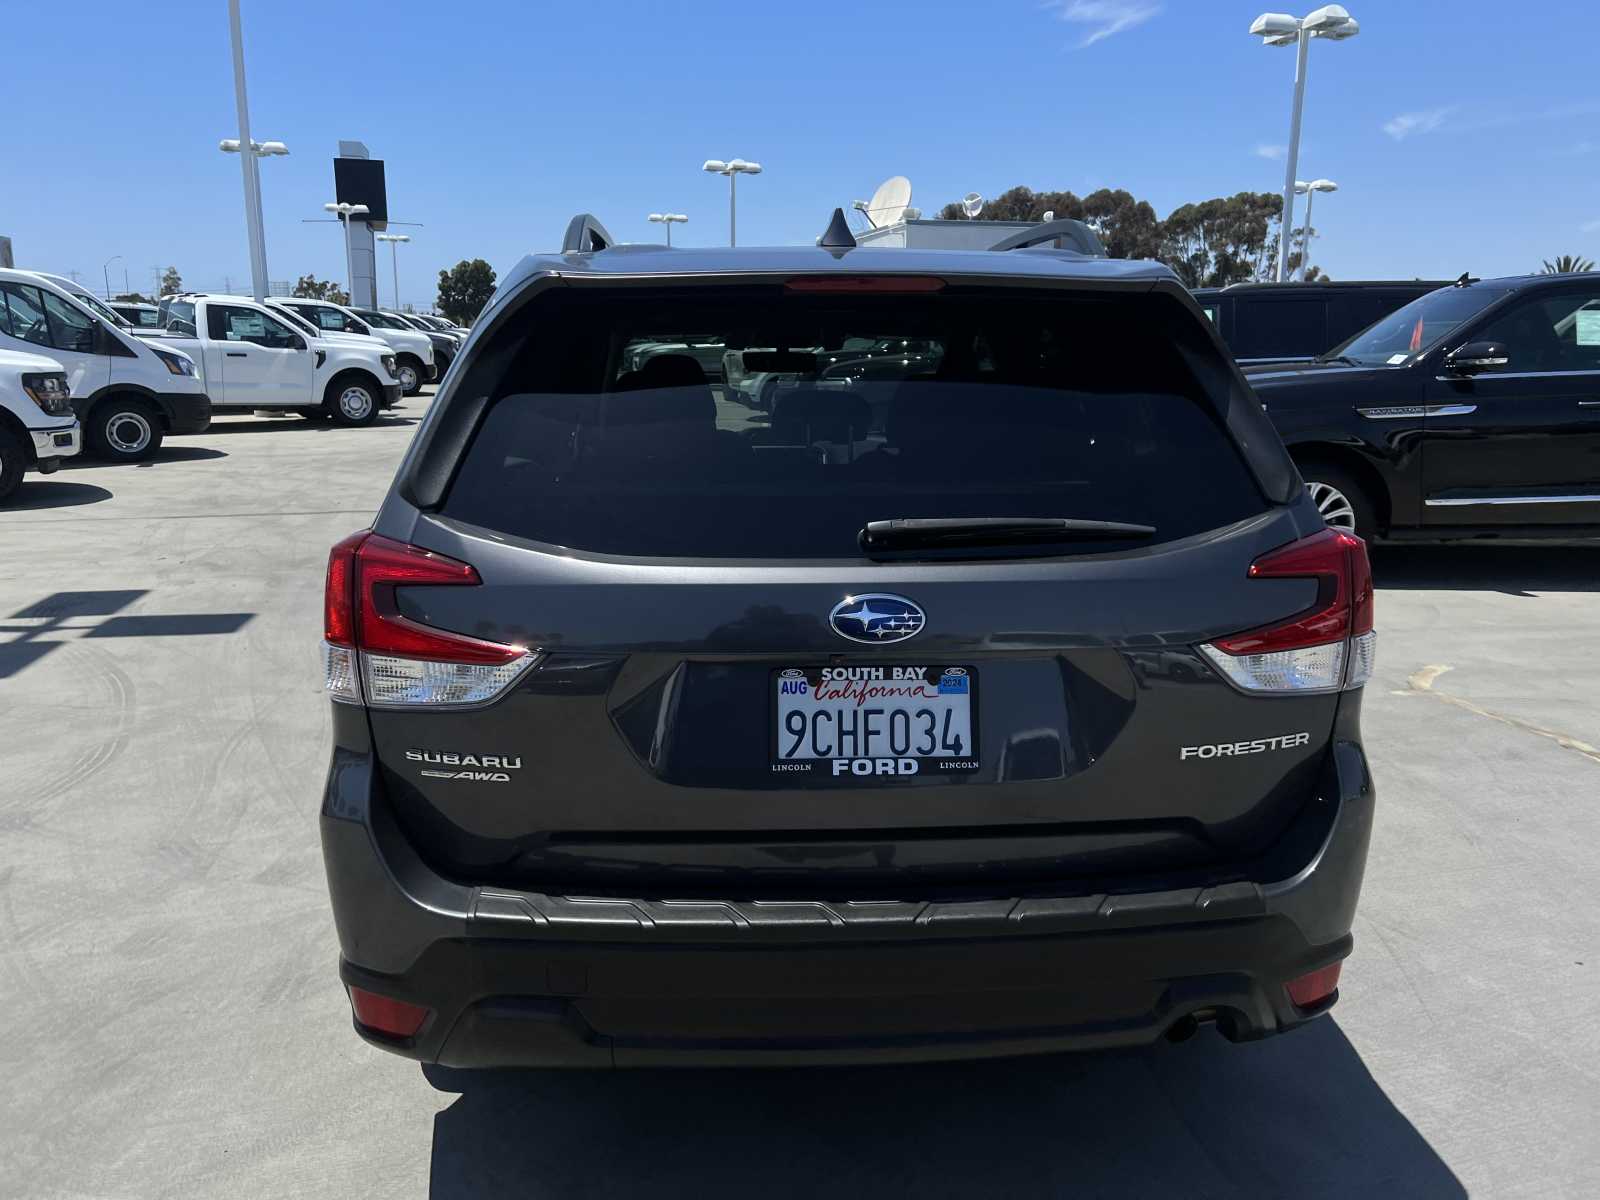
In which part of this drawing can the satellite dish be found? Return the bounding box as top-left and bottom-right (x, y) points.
(861, 175), (912, 228)
(962, 192), (985, 219)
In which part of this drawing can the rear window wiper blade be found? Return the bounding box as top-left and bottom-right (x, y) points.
(860, 517), (1156, 553)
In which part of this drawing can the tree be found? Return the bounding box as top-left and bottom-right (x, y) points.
(437, 259), (497, 325)
(1542, 254), (1596, 274)
(293, 274), (349, 304)
(1160, 192), (1285, 288)
(113, 292), (153, 304)
(159, 267), (183, 296)
(938, 186), (1307, 281)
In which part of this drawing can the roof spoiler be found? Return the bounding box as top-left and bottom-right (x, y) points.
(989, 218), (1106, 258)
(561, 214), (615, 254)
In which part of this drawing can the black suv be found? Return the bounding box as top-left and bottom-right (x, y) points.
(1195, 280), (1450, 367)
(1251, 273), (1600, 541)
(319, 213), (1376, 1068)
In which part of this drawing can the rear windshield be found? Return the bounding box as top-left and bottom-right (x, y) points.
(439, 287), (1266, 559)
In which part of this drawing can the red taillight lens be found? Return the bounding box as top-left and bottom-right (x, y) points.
(351, 534), (520, 665)
(324, 531), (368, 647)
(348, 986), (431, 1038)
(1214, 529), (1369, 655)
(784, 275), (946, 293)
(1285, 961), (1343, 1009)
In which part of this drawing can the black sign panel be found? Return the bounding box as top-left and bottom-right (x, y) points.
(333, 157), (388, 224)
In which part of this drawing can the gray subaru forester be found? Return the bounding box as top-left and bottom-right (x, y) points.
(319, 213), (1375, 1068)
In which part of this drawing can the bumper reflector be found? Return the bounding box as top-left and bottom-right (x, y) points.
(1285, 961), (1343, 1009)
(349, 987), (431, 1038)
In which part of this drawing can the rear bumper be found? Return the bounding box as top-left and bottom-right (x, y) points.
(321, 738), (1373, 1069)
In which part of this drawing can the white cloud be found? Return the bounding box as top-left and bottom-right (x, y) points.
(1382, 107), (1453, 141)
(1047, 0), (1163, 47)
(1254, 143), (1287, 161)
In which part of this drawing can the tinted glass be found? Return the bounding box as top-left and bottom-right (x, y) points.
(0, 283), (52, 347)
(1231, 298), (1326, 359)
(1472, 292), (1600, 372)
(1330, 286), (1507, 365)
(41, 291), (97, 353)
(353, 309), (406, 330)
(441, 289), (1266, 559)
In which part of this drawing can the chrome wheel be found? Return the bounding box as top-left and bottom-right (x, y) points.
(106, 411), (153, 455)
(397, 363), (419, 393)
(338, 385), (374, 421)
(1307, 480), (1357, 531)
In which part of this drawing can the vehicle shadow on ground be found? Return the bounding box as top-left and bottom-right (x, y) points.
(1371, 544), (1600, 595)
(5, 480), (114, 510)
(188, 415), (418, 434)
(423, 1020), (1462, 1199)
(60, 446), (228, 471)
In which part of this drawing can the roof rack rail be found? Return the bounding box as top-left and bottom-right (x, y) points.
(561, 214), (615, 254)
(989, 218), (1106, 257)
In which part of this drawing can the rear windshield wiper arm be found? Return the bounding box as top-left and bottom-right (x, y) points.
(860, 517), (1156, 553)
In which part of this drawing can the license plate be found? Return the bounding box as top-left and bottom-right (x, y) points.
(771, 665), (979, 783)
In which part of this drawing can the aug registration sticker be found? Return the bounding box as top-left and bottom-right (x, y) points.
(771, 665), (978, 782)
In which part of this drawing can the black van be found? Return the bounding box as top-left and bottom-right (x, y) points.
(1195, 280), (1450, 366)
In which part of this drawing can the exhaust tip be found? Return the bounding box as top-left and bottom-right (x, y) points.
(1164, 1014), (1200, 1044)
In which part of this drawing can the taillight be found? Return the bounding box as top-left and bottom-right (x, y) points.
(322, 531), (535, 708)
(1199, 529), (1376, 693)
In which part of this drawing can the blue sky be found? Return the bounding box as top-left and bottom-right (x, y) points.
(4, 0), (1597, 307)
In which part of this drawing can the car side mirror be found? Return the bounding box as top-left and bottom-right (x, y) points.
(1445, 341), (1510, 374)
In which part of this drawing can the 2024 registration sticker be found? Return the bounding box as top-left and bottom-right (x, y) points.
(772, 665), (978, 779)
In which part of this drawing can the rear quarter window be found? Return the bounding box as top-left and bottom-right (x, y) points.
(437, 286), (1270, 559)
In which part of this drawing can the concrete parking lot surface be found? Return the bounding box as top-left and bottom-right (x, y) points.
(2, 394), (1597, 1198)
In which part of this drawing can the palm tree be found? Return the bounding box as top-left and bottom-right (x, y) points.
(1541, 254), (1596, 274)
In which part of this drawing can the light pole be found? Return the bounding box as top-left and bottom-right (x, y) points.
(323, 202), (370, 300)
(702, 159), (762, 246)
(1294, 179), (1338, 279)
(375, 233), (411, 309)
(219, 0), (289, 301)
(102, 255), (122, 300)
(647, 213), (688, 246)
(1249, 5), (1359, 281)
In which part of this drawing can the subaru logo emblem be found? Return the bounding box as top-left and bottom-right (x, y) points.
(828, 594), (926, 644)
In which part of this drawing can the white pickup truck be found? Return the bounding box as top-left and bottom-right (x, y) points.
(152, 295), (402, 426)
(0, 348), (81, 503)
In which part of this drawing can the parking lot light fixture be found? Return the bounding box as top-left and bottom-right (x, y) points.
(647, 213), (688, 247)
(1250, 5), (1359, 281)
(102, 255), (122, 301)
(1295, 179), (1338, 280)
(375, 233), (411, 309)
(323, 203), (371, 299)
(220, 0), (289, 302)
(702, 158), (762, 247)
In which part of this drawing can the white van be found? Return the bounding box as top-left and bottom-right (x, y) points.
(1, 270), (210, 462)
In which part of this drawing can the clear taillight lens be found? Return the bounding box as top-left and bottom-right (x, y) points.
(1199, 639), (1347, 693)
(361, 652), (533, 707)
(323, 531), (534, 709)
(1200, 529), (1375, 694)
